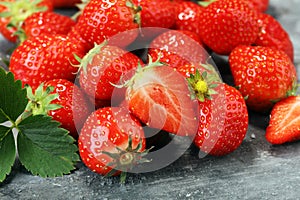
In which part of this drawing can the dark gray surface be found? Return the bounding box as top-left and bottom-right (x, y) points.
(1, 0), (300, 199)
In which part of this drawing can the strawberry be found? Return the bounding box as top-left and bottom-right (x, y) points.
(21, 11), (76, 41)
(43, 79), (92, 138)
(131, 0), (175, 29)
(0, 0), (53, 42)
(245, 0), (269, 13)
(229, 45), (297, 113)
(199, 0), (269, 13)
(255, 13), (294, 61)
(78, 42), (142, 105)
(78, 106), (147, 182)
(124, 58), (199, 137)
(173, 1), (204, 36)
(176, 63), (248, 156)
(266, 96), (300, 145)
(74, 0), (140, 48)
(9, 34), (87, 90)
(198, 0), (259, 55)
(148, 30), (207, 69)
(193, 83), (248, 156)
(51, 0), (81, 8)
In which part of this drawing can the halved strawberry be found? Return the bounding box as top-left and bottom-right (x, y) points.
(124, 58), (199, 137)
(266, 96), (300, 145)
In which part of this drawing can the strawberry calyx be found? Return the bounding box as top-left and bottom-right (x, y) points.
(187, 63), (221, 102)
(102, 136), (151, 183)
(22, 83), (62, 119)
(0, 0), (47, 30)
(72, 0), (90, 20)
(112, 54), (166, 89)
(74, 41), (108, 74)
(126, 0), (142, 27)
(286, 80), (299, 97)
(197, 0), (217, 7)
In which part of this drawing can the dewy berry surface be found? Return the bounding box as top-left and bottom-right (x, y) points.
(0, 0), (300, 199)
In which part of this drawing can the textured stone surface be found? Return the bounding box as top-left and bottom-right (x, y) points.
(1, 0), (300, 199)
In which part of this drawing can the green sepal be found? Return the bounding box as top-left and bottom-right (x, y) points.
(0, 128), (16, 183)
(78, 41), (108, 75)
(17, 115), (79, 178)
(197, 0), (217, 7)
(24, 83), (62, 117)
(0, 0), (47, 30)
(0, 68), (28, 123)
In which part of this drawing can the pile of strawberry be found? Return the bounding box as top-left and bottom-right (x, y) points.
(0, 0), (299, 182)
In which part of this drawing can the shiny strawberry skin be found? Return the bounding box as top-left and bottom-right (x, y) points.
(173, 1), (204, 36)
(193, 84), (248, 156)
(148, 30), (207, 69)
(51, 0), (81, 8)
(79, 44), (142, 103)
(198, 0), (259, 55)
(22, 11), (76, 39)
(255, 13), (294, 61)
(74, 0), (139, 48)
(126, 66), (199, 137)
(266, 96), (300, 145)
(0, 0), (53, 42)
(245, 0), (269, 12)
(132, 0), (175, 28)
(9, 34), (87, 90)
(229, 45), (297, 113)
(78, 107), (146, 176)
(44, 79), (92, 138)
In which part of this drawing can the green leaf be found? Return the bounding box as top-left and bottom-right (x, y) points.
(0, 68), (28, 123)
(0, 128), (16, 183)
(17, 115), (79, 178)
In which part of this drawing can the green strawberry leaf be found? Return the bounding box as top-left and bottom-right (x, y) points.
(0, 127), (16, 182)
(17, 115), (79, 178)
(0, 67), (27, 123)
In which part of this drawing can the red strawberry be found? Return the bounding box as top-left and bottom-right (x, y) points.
(9, 34), (87, 90)
(43, 79), (92, 138)
(229, 45), (297, 113)
(255, 13), (294, 61)
(0, 0), (53, 42)
(176, 64), (248, 156)
(148, 30), (207, 69)
(67, 26), (94, 53)
(78, 42), (142, 104)
(200, 0), (269, 13)
(131, 0), (175, 29)
(193, 83), (248, 156)
(51, 0), (81, 8)
(124, 58), (199, 137)
(74, 0), (140, 48)
(245, 0), (269, 13)
(266, 96), (300, 145)
(78, 106), (147, 182)
(198, 0), (259, 55)
(21, 11), (76, 41)
(173, 1), (204, 36)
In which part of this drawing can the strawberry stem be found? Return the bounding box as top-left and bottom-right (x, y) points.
(101, 136), (151, 183)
